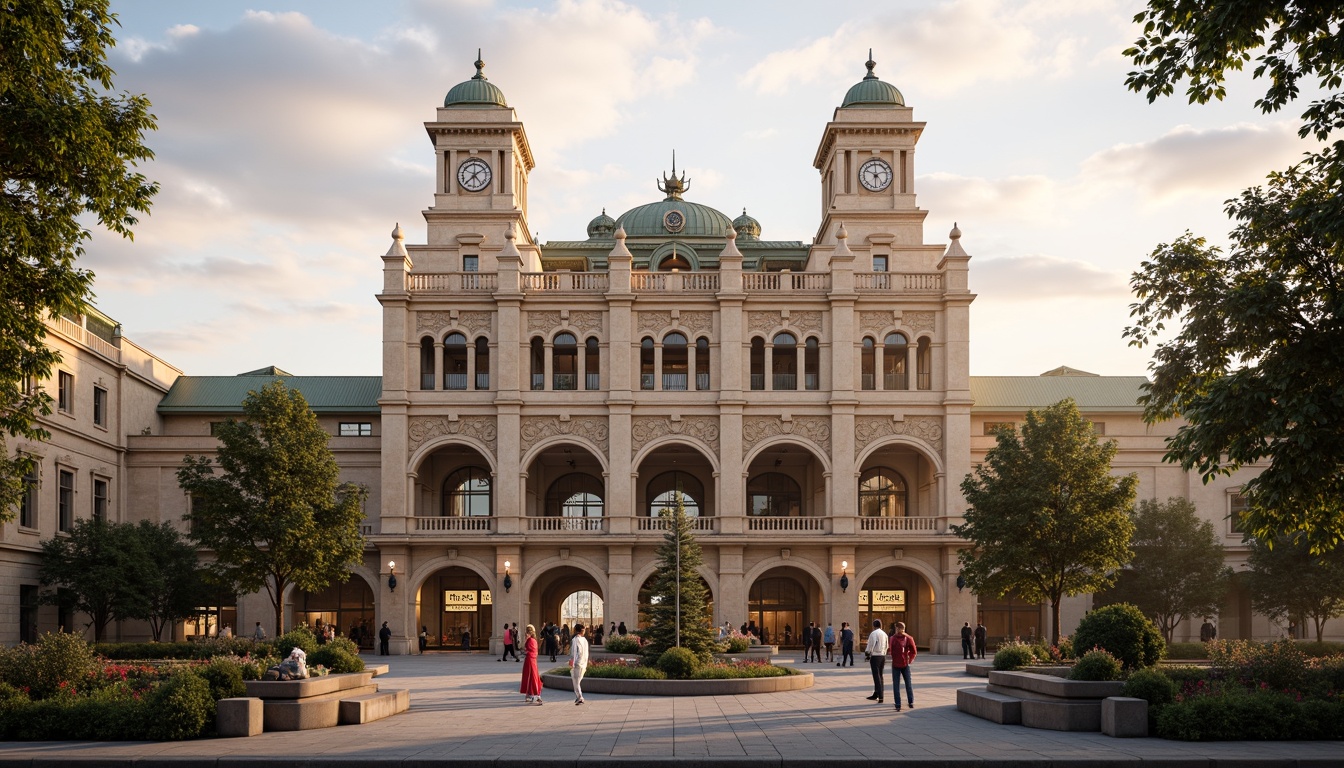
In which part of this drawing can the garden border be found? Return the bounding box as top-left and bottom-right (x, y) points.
(541, 669), (812, 696)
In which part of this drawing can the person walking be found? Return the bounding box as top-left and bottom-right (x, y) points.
(500, 623), (516, 661)
(838, 621), (855, 667)
(961, 622), (973, 660)
(419, 625), (429, 654)
(865, 619), (889, 703)
(253, 622), (266, 641)
(890, 621), (917, 711)
(569, 623), (590, 705)
(560, 623), (571, 653)
(545, 623), (559, 662)
(378, 621), (392, 656)
(520, 624), (543, 705)
(809, 622), (822, 662)
(593, 622), (605, 647)
(617, 621), (627, 636)
(823, 623), (836, 663)
(973, 622), (987, 659)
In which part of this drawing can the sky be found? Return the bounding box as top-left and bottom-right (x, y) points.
(85, 0), (1322, 377)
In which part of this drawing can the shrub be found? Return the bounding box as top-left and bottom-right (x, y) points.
(691, 661), (795, 679)
(1303, 655), (1344, 699)
(1156, 688), (1344, 741)
(1122, 667), (1176, 709)
(1069, 648), (1122, 681)
(310, 646), (364, 674)
(1057, 635), (1075, 660)
(1072, 604), (1165, 670)
(1208, 639), (1306, 692)
(95, 641), (195, 660)
(655, 647), (700, 679)
(1294, 640), (1344, 658)
(582, 662), (666, 680)
(25, 632), (103, 698)
(269, 626), (319, 659)
(197, 657), (246, 700)
(145, 670), (214, 740)
(1164, 642), (1208, 660)
(189, 635), (261, 660)
(1162, 665), (1212, 687)
(722, 637), (750, 654)
(992, 641), (1035, 671)
(603, 635), (641, 653)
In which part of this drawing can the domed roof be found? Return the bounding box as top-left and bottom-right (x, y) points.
(841, 53), (904, 108)
(733, 208), (761, 240)
(444, 52), (508, 108)
(613, 159), (733, 238)
(586, 208), (616, 238)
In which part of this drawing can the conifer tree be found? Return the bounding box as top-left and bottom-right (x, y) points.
(639, 493), (717, 662)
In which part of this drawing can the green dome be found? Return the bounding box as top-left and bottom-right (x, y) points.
(445, 52), (507, 108)
(841, 54), (904, 108)
(732, 208), (761, 240)
(586, 208), (616, 238)
(615, 199), (732, 238)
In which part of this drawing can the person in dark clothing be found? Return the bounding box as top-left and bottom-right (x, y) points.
(593, 623), (605, 647)
(961, 622), (974, 660)
(973, 622), (987, 659)
(618, 621), (627, 636)
(838, 621), (855, 667)
(378, 621), (392, 655)
(545, 623), (559, 662)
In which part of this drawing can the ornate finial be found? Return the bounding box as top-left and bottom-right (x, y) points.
(837, 222), (849, 240)
(864, 50), (878, 80)
(505, 222), (516, 240)
(391, 222), (404, 241)
(726, 225), (737, 241)
(473, 49), (486, 80)
(615, 226), (627, 241)
(950, 221), (962, 240)
(657, 151), (691, 201)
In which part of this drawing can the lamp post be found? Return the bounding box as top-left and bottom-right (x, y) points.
(503, 561), (512, 593)
(387, 560), (397, 593)
(840, 560), (849, 593)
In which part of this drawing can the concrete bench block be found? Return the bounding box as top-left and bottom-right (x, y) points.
(988, 670), (1124, 700)
(245, 671), (374, 699)
(339, 688), (410, 724)
(1101, 696), (1148, 738)
(1020, 699), (1102, 732)
(262, 683), (379, 731)
(956, 688), (1021, 724)
(216, 697), (263, 737)
(364, 663), (390, 677)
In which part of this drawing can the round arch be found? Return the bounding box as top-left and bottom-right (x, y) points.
(742, 437), (832, 476)
(408, 437), (498, 477)
(518, 436), (610, 476)
(854, 557), (943, 605)
(854, 435), (946, 476)
(407, 555), (495, 599)
(649, 241), (700, 270)
(631, 436), (720, 475)
(742, 556), (831, 591)
(517, 556), (611, 601)
(281, 565), (379, 604)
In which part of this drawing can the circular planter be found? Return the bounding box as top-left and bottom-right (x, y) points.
(542, 669), (812, 696)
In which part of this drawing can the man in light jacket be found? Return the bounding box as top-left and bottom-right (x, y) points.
(864, 619), (889, 703)
(569, 623), (590, 705)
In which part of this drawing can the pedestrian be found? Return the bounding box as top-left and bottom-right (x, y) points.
(618, 621), (627, 636)
(419, 625), (429, 653)
(823, 623), (836, 662)
(865, 619), (889, 703)
(1199, 618), (1216, 642)
(810, 623), (822, 662)
(569, 622), (589, 705)
(961, 622), (973, 660)
(219, 624), (233, 639)
(253, 621), (266, 641)
(461, 627), (471, 651)
(545, 623), (559, 662)
(520, 624), (543, 705)
(890, 621), (917, 711)
(500, 622), (517, 661)
(973, 622), (987, 659)
(560, 623), (571, 653)
(838, 621), (854, 667)
(378, 621), (392, 656)
(610, 621), (617, 639)
(804, 622), (816, 662)
(593, 623), (605, 647)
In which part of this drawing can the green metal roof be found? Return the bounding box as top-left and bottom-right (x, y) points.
(158, 376), (382, 414)
(444, 54), (507, 108)
(842, 55), (904, 108)
(969, 375), (1148, 413)
(615, 198), (733, 238)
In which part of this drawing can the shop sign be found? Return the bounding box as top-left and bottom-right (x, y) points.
(444, 591), (479, 611)
(861, 590), (906, 609)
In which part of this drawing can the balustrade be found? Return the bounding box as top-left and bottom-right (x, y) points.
(413, 516), (494, 533)
(527, 517), (606, 532)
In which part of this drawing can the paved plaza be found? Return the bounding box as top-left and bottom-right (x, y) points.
(0, 652), (1337, 766)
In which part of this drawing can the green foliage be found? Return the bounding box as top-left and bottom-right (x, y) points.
(603, 634), (641, 653)
(1069, 648), (1122, 681)
(1244, 534), (1344, 641)
(581, 662), (667, 680)
(1122, 667), (1177, 708)
(124, 521), (212, 641)
(309, 645), (364, 674)
(655, 647), (700, 679)
(1156, 688), (1344, 741)
(955, 399), (1138, 642)
(1208, 639), (1306, 693)
(992, 641), (1036, 671)
(4, 632), (102, 699)
(1162, 665), (1212, 687)
(638, 493), (718, 662)
(1103, 498), (1232, 641)
(1295, 640), (1344, 659)
(1073, 603), (1166, 671)
(38, 519), (143, 641)
(722, 637), (750, 654)
(145, 670), (214, 740)
(269, 626), (319, 659)
(0, 0), (158, 518)
(177, 381), (368, 635)
(691, 661), (796, 679)
(1164, 642), (1208, 660)
(196, 658), (245, 701)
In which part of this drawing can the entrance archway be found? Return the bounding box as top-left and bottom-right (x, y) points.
(859, 567), (934, 649)
(418, 566), (494, 650)
(530, 565), (604, 630)
(748, 566), (822, 647)
(294, 575), (376, 650)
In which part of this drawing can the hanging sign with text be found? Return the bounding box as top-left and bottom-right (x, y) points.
(860, 590), (907, 610)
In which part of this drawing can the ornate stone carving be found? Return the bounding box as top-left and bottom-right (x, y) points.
(520, 416), (609, 456)
(568, 310), (604, 336)
(416, 312), (451, 334)
(741, 416), (831, 455)
(631, 417), (720, 454)
(527, 311), (562, 334)
(788, 310), (823, 336)
(679, 311), (714, 336)
(638, 311), (673, 335)
(859, 310), (893, 335)
(905, 311), (935, 334)
(416, 311), (493, 336)
(854, 416), (944, 454)
(747, 311), (780, 335)
(459, 311), (494, 335)
(408, 416), (498, 457)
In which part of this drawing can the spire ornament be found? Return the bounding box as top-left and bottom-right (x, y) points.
(657, 150), (691, 201)
(473, 49), (487, 80)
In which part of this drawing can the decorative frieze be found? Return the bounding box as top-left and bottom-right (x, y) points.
(905, 311), (936, 334)
(854, 416), (945, 455)
(520, 416), (609, 457)
(637, 311), (673, 335)
(788, 310), (824, 336)
(742, 416), (831, 455)
(631, 417), (720, 455)
(859, 310), (894, 335)
(416, 310), (492, 335)
(747, 311), (781, 335)
(679, 311), (714, 336)
(408, 416), (498, 457)
(527, 311), (562, 334)
(568, 310), (604, 336)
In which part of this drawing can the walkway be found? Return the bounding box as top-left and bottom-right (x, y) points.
(0, 652), (1336, 766)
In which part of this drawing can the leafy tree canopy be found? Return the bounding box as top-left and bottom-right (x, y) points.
(0, 0), (157, 518)
(39, 518), (143, 641)
(1244, 532), (1344, 641)
(639, 494), (718, 662)
(955, 399), (1138, 643)
(178, 381), (367, 636)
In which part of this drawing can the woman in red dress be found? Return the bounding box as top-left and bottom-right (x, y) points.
(519, 623), (543, 704)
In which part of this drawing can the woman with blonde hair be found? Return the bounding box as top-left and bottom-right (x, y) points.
(519, 623), (543, 704)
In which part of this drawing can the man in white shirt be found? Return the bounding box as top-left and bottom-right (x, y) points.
(864, 619), (889, 703)
(569, 623), (590, 705)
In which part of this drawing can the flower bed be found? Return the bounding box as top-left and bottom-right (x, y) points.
(542, 655), (807, 696)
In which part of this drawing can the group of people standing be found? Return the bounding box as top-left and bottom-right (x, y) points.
(959, 621), (988, 660)
(794, 621), (841, 663)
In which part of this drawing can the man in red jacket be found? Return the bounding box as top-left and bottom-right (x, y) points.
(889, 621), (917, 712)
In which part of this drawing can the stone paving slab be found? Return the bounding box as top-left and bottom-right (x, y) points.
(0, 653), (1339, 766)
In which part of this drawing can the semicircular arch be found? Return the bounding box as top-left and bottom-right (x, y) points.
(631, 435), (720, 474)
(407, 555), (495, 598)
(517, 556), (611, 600)
(742, 556), (830, 590)
(518, 436), (609, 475)
(742, 436), (832, 475)
(408, 436), (498, 477)
(855, 435), (945, 475)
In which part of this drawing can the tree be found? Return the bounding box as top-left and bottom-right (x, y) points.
(1122, 2), (1344, 550)
(1, 1), (157, 518)
(178, 381), (367, 636)
(638, 493), (718, 662)
(125, 520), (211, 642)
(955, 399), (1139, 643)
(38, 517), (144, 641)
(1244, 533), (1344, 642)
(1103, 497), (1232, 642)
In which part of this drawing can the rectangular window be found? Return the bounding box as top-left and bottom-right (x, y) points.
(463, 254), (479, 272)
(19, 585), (39, 644)
(93, 386), (108, 427)
(58, 470), (74, 532)
(19, 464), (38, 529)
(1229, 492), (1249, 534)
(92, 478), (108, 520)
(339, 422), (373, 437)
(983, 421), (1015, 436)
(872, 255), (888, 272)
(58, 371), (73, 412)
(1090, 421), (1106, 436)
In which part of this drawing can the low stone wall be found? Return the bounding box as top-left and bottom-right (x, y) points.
(542, 670), (812, 696)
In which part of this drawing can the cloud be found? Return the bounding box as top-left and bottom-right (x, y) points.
(971, 255), (1130, 301)
(919, 172), (1061, 224)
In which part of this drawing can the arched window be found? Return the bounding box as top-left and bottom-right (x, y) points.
(772, 333), (797, 390)
(750, 337), (765, 390)
(861, 337), (876, 390)
(640, 337), (655, 390)
(585, 337), (600, 390)
(662, 332), (688, 390)
(443, 333), (468, 390)
(530, 337), (545, 391)
(695, 337), (710, 390)
(545, 473), (604, 518)
(883, 333), (908, 390)
(916, 337), (931, 390)
(747, 472), (802, 517)
(420, 337), (435, 390)
(804, 337), (820, 390)
(442, 467), (491, 517)
(659, 254), (691, 271)
(553, 333), (577, 391)
(474, 337), (490, 389)
(859, 467), (907, 517)
(646, 471), (705, 517)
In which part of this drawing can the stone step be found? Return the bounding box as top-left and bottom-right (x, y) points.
(262, 684), (380, 732)
(339, 689), (410, 725)
(245, 671), (375, 700)
(956, 687), (1021, 724)
(1020, 698), (1103, 732)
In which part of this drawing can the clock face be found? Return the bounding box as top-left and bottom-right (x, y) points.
(457, 158), (492, 192)
(663, 209), (685, 233)
(859, 158), (893, 192)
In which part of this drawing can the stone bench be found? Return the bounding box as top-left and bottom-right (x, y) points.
(959, 670), (1142, 736)
(956, 688), (1021, 724)
(221, 670), (411, 735)
(339, 688), (410, 724)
